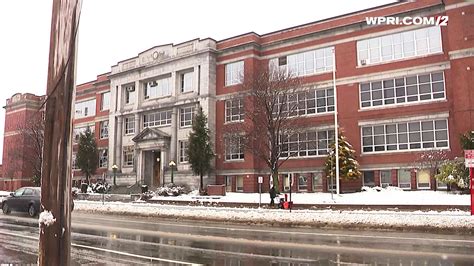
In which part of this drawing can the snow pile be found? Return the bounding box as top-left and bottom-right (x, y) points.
(75, 201), (474, 230)
(38, 210), (56, 228)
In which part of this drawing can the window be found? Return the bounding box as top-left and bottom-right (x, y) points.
(363, 171), (375, 187)
(225, 98), (244, 122)
(14, 187), (25, 197)
(380, 170), (392, 188)
(143, 110), (172, 128)
(124, 116), (135, 135)
(224, 135), (244, 161)
(225, 176), (233, 192)
(180, 71), (193, 93)
(269, 46), (334, 77)
(72, 153), (78, 170)
(99, 149), (108, 168)
(236, 176), (244, 192)
(298, 174), (308, 191)
(437, 179), (447, 189)
(180, 106), (195, 127)
(357, 26), (442, 66)
(312, 172), (323, 192)
(280, 129), (335, 158)
(274, 88), (334, 117)
(179, 141), (189, 163)
(144, 76), (171, 99)
(283, 174), (292, 191)
(100, 120), (109, 139)
(398, 169), (412, 189)
(73, 126), (94, 143)
(101, 92), (110, 110)
(360, 72), (445, 108)
(74, 99), (96, 119)
(417, 169), (431, 189)
(361, 119), (448, 153)
(225, 61), (244, 86)
(123, 147), (134, 167)
(124, 84), (135, 104)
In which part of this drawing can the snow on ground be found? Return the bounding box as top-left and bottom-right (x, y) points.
(151, 188), (470, 206)
(75, 200), (474, 230)
(0, 191), (11, 197)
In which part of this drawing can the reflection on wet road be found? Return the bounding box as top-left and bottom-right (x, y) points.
(1, 212), (474, 265)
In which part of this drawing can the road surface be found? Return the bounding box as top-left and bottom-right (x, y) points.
(1, 211), (474, 265)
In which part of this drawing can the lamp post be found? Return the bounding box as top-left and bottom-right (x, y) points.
(329, 149), (334, 201)
(112, 165), (118, 186)
(169, 160), (176, 184)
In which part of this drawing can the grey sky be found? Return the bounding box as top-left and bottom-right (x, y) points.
(0, 0), (395, 162)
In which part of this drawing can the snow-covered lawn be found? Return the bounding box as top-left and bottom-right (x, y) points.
(75, 200), (474, 231)
(151, 188), (471, 206)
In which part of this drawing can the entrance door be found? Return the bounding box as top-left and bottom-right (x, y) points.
(153, 152), (161, 187)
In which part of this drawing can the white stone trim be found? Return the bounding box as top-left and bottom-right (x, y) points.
(448, 48), (474, 60)
(358, 112), (449, 126)
(445, 2), (474, 11)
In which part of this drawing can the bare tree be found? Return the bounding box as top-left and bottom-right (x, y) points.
(8, 112), (44, 186)
(224, 66), (302, 193)
(414, 149), (449, 190)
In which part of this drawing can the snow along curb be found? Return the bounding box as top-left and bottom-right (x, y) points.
(74, 201), (474, 234)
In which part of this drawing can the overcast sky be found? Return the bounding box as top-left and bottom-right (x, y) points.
(0, 0), (395, 163)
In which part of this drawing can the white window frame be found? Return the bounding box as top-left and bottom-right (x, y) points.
(101, 92), (111, 111)
(124, 116), (135, 135)
(361, 119), (449, 154)
(398, 169), (412, 189)
(224, 135), (244, 161)
(359, 72), (445, 109)
(179, 140), (189, 163)
(274, 88), (334, 117)
(124, 84), (136, 105)
(225, 98), (244, 122)
(72, 153), (78, 170)
(99, 120), (109, 139)
(143, 110), (172, 128)
(74, 99), (96, 119)
(236, 176), (244, 192)
(144, 76), (171, 99)
(180, 106), (195, 128)
(123, 147), (134, 167)
(357, 26), (442, 66)
(362, 171), (375, 187)
(99, 149), (108, 168)
(269, 46), (334, 77)
(380, 170), (392, 188)
(73, 126), (94, 143)
(225, 61), (244, 86)
(298, 174), (308, 191)
(180, 71), (194, 93)
(280, 129), (335, 158)
(416, 168), (431, 189)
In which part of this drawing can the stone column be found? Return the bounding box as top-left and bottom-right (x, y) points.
(133, 113), (140, 174)
(115, 116), (123, 169)
(170, 107), (178, 163)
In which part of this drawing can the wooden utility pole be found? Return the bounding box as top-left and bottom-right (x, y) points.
(38, 0), (82, 265)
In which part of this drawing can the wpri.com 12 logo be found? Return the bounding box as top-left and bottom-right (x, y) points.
(365, 16), (449, 26)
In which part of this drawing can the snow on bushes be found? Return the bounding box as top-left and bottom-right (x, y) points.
(156, 183), (190, 197)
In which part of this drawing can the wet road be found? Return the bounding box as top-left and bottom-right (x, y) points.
(1, 212), (474, 265)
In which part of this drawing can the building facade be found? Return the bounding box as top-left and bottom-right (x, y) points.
(2, 0), (473, 192)
(107, 39), (217, 189)
(214, 0), (474, 193)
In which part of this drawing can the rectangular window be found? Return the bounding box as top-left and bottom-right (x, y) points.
(101, 92), (110, 110)
(269, 46), (334, 77)
(357, 26), (442, 66)
(360, 72), (445, 108)
(380, 170), (392, 188)
(224, 136), (245, 161)
(72, 153), (78, 170)
(73, 126), (94, 143)
(363, 171), (375, 187)
(274, 88), (334, 117)
(398, 169), (412, 189)
(179, 141), (189, 163)
(143, 110), (172, 128)
(361, 119), (448, 153)
(298, 174), (308, 191)
(99, 120), (109, 139)
(417, 169), (431, 189)
(180, 71), (193, 93)
(144, 76), (171, 99)
(124, 84), (136, 104)
(225, 98), (244, 122)
(99, 149), (108, 168)
(180, 106), (195, 127)
(74, 99), (96, 119)
(236, 176), (244, 192)
(283, 174), (291, 191)
(123, 147), (134, 167)
(280, 129), (335, 158)
(124, 116), (135, 135)
(312, 172), (323, 192)
(225, 61), (244, 86)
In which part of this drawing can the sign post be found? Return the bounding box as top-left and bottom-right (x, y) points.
(258, 176), (263, 208)
(464, 150), (474, 216)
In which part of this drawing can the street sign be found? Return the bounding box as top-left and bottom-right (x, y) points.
(465, 150), (474, 168)
(258, 176), (263, 184)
